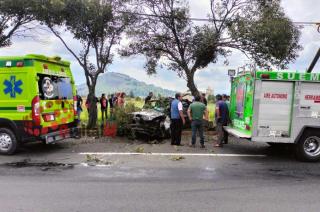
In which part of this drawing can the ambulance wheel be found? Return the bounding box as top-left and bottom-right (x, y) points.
(0, 128), (18, 155)
(296, 130), (320, 162)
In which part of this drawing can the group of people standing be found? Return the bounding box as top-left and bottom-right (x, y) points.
(77, 90), (230, 148)
(170, 92), (230, 148)
(76, 92), (126, 123)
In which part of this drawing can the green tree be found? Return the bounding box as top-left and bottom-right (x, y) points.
(37, 0), (135, 128)
(211, 0), (301, 69)
(0, 0), (37, 47)
(122, 0), (301, 96)
(135, 96), (142, 102)
(129, 90), (135, 98)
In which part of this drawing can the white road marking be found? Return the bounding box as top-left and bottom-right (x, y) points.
(80, 163), (111, 167)
(79, 152), (266, 157)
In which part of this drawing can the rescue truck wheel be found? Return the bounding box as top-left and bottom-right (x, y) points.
(296, 130), (320, 162)
(0, 128), (18, 155)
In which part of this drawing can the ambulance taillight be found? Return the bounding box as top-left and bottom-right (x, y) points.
(32, 96), (41, 125)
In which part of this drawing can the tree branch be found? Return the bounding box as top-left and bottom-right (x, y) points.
(49, 27), (85, 68)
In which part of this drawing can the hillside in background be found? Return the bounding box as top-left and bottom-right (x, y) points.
(77, 72), (176, 97)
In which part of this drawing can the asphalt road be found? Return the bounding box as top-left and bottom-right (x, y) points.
(1, 138), (320, 212)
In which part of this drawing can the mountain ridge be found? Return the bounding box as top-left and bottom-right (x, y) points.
(77, 72), (176, 97)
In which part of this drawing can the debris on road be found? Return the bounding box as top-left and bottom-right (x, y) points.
(134, 147), (145, 153)
(170, 156), (185, 161)
(85, 154), (112, 166)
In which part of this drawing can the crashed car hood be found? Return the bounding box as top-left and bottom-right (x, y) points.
(131, 109), (166, 120)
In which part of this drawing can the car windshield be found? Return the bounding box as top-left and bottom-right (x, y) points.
(38, 75), (73, 100)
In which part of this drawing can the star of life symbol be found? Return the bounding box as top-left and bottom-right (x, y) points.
(3, 76), (23, 98)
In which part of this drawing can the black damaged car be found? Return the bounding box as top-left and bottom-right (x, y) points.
(129, 97), (192, 141)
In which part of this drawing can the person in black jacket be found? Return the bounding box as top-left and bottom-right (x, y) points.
(76, 94), (83, 121)
(100, 93), (108, 122)
(201, 93), (208, 106)
(109, 94), (114, 120)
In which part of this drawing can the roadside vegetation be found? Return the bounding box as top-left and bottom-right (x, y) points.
(79, 97), (216, 124)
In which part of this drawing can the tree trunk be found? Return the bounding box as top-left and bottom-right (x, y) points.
(87, 85), (98, 129)
(187, 74), (200, 97)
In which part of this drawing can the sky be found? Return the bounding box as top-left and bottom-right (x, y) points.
(1, 0), (320, 95)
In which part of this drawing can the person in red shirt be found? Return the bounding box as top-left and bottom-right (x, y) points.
(100, 93), (108, 122)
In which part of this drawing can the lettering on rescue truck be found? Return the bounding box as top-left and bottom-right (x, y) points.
(233, 119), (246, 130)
(305, 95), (320, 103)
(275, 72), (320, 81)
(264, 93), (288, 99)
(257, 72), (320, 81)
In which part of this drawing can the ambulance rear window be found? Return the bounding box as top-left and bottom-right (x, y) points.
(38, 75), (73, 100)
(236, 82), (246, 119)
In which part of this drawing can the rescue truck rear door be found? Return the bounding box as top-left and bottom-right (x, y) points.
(299, 82), (320, 118)
(256, 81), (294, 137)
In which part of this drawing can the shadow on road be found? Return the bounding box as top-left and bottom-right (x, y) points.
(18, 141), (67, 155)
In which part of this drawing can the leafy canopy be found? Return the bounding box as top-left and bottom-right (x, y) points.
(0, 0), (38, 47)
(122, 0), (301, 95)
(37, 0), (133, 77)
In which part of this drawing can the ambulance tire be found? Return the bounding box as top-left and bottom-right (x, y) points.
(296, 130), (320, 162)
(0, 128), (18, 155)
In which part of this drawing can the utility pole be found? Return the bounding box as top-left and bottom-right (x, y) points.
(306, 48), (320, 73)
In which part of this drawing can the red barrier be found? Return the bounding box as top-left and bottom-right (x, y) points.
(104, 121), (117, 137)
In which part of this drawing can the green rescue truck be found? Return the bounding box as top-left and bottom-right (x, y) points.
(0, 54), (78, 154)
(226, 70), (320, 161)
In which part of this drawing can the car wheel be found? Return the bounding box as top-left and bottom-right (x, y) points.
(156, 127), (166, 141)
(0, 128), (18, 155)
(296, 130), (320, 162)
(127, 129), (136, 140)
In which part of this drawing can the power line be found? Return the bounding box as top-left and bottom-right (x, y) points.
(293, 21), (320, 26)
(119, 11), (320, 26)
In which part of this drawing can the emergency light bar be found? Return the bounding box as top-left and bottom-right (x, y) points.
(5, 61), (24, 67)
(5, 61), (12, 67)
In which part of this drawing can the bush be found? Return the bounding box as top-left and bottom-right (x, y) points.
(114, 103), (141, 136)
(135, 96), (142, 101)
